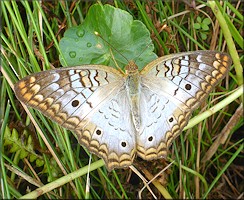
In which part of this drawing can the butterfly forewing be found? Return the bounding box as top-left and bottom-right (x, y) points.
(14, 65), (125, 130)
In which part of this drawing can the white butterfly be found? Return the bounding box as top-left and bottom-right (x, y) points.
(14, 50), (231, 171)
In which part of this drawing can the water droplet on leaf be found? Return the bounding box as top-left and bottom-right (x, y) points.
(69, 51), (76, 58)
(87, 43), (92, 47)
(76, 29), (85, 37)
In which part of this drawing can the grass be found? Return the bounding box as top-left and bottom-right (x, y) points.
(1, 0), (243, 199)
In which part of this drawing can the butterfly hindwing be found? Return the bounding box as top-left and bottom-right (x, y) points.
(75, 89), (136, 171)
(137, 86), (190, 159)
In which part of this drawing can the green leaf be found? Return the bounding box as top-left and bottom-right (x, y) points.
(26, 135), (33, 151)
(30, 154), (37, 162)
(201, 24), (209, 31)
(10, 143), (19, 153)
(36, 158), (44, 167)
(20, 149), (28, 159)
(193, 23), (201, 29)
(196, 16), (202, 23)
(11, 128), (19, 141)
(200, 32), (207, 40)
(202, 18), (211, 25)
(3, 126), (12, 145)
(59, 4), (157, 70)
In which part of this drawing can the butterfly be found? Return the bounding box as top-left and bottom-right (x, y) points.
(14, 50), (231, 171)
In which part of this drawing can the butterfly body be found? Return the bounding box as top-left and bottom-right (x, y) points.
(125, 61), (141, 131)
(14, 51), (231, 170)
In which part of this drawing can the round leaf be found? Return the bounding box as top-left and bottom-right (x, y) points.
(36, 158), (44, 167)
(201, 24), (209, 31)
(59, 4), (157, 70)
(203, 18), (211, 25)
(20, 149), (28, 159)
(200, 32), (207, 40)
(30, 154), (37, 162)
(196, 16), (202, 23)
(193, 23), (201, 29)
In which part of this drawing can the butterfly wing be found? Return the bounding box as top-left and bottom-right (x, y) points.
(138, 51), (231, 160)
(14, 65), (136, 170)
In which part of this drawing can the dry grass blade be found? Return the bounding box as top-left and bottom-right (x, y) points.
(202, 103), (243, 162)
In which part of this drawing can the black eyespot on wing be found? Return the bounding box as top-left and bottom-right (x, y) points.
(185, 83), (191, 90)
(71, 100), (79, 107)
(96, 129), (102, 135)
(169, 117), (174, 122)
(121, 141), (126, 147)
(148, 136), (153, 141)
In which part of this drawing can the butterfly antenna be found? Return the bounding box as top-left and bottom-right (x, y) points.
(94, 31), (129, 63)
(134, 41), (154, 63)
(109, 48), (125, 74)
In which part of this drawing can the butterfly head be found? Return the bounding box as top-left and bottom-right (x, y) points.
(125, 61), (139, 75)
